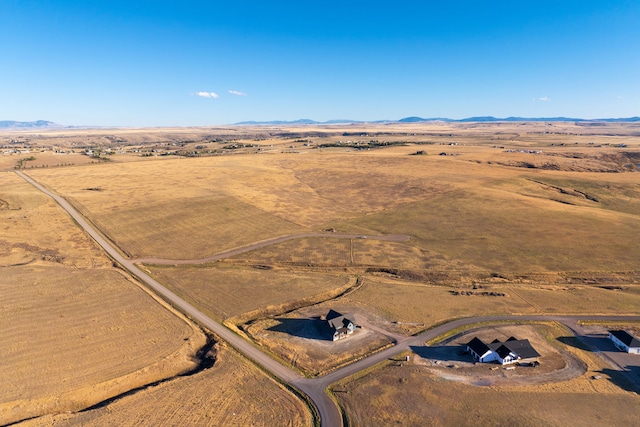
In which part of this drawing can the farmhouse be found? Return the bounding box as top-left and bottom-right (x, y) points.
(609, 330), (640, 354)
(326, 309), (356, 341)
(466, 336), (540, 365)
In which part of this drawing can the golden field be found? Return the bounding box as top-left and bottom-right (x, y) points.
(21, 122), (640, 276)
(3, 121), (640, 424)
(18, 121), (640, 359)
(20, 344), (312, 427)
(342, 277), (640, 334)
(0, 172), (207, 425)
(0, 169), (313, 425)
(0, 173), (110, 268)
(144, 263), (351, 323)
(0, 266), (205, 425)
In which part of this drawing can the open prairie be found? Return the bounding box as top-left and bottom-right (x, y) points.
(4, 122), (640, 424)
(0, 266), (206, 425)
(0, 173), (110, 268)
(20, 344), (313, 427)
(0, 172), (208, 425)
(0, 169), (314, 426)
(22, 122), (640, 273)
(144, 263), (352, 323)
(341, 278), (640, 334)
(17, 122), (640, 342)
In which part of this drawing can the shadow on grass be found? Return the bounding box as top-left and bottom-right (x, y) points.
(267, 317), (334, 341)
(559, 333), (624, 353)
(596, 367), (640, 394)
(557, 335), (640, 394)
(410, 345), (472, 363)
(557, 335), (592, 351)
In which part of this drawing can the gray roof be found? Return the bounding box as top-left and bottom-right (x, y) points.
(495, 344), (513, 359)
(610, 330), (640, 347)
(326, 310), (355, 330)
(467, 337), (491, 356)
(469, 337), (540, 360)
(497, 339), (541, 359)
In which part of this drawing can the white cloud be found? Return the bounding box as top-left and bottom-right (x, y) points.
(536, 96), (550, 102)
(228, 90), (247, 96)
(193, 91), (219, 98)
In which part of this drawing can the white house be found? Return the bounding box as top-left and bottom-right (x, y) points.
(609, 330), (640, 354)
(326, 309), (356, 341)
(466, 336), (540, 365)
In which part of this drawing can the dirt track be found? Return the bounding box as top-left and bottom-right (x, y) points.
(132, 233), (411, 265)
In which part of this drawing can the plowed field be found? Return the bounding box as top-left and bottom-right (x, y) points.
(0, 266), (204, 425)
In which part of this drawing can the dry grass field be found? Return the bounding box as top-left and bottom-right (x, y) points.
(20, 344), (313, 427)
(338, 181), (640, 274)
(1, 169), (315, 426)
(23, 122), (640, 275)
(0, 171), (210, 425)
(0, 266), (205, 425)
(0, 152), (98, 172)
(16, 121), (640, 352)
(341, 278), (640, 334)
(24, 159), (305, 259)
(334, 322), (640, 426)
(0, 173), (110, 268)
(229, 236), (473, 272)
(3, 122), (640, 424)
(144, 263), (351, 323)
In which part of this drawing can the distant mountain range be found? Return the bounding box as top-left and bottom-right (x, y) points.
(237, 116), (640, 125)
(2, 117), (640, 130)
(399, 116), (640, 123)
(235, 119), (363, 125)
(0, 120), (61, 129)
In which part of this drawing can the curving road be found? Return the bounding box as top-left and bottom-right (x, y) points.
(17, 170), (640, 427)
(133, 233), (411, 265)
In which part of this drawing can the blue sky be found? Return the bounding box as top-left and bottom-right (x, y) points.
(1, 1), (639, 126)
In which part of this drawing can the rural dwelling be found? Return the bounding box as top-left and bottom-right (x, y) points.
(326, 309), (356, 341)
(609, 330), (640, 354)
(466, 336), (540, 365)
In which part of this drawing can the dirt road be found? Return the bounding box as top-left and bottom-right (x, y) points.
(17, 170), (640, 427)
(132, 233), (411, 265)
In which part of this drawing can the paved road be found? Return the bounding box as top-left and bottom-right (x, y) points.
(17, 170), (640, 427)
(133, 233), (411, 265)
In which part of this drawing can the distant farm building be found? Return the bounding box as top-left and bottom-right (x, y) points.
(466, 336), (540, 365)
(609, 330), (640, 354)
(326, 310), (356, 341)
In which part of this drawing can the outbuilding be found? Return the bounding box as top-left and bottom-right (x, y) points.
(609, 330), (640, 354)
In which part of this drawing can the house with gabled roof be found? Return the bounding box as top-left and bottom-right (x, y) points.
(466, 336), (540, 365)
(326, 309), (356, 341)
(466, 337), (493, 362)
(609, 330), (640, 354)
